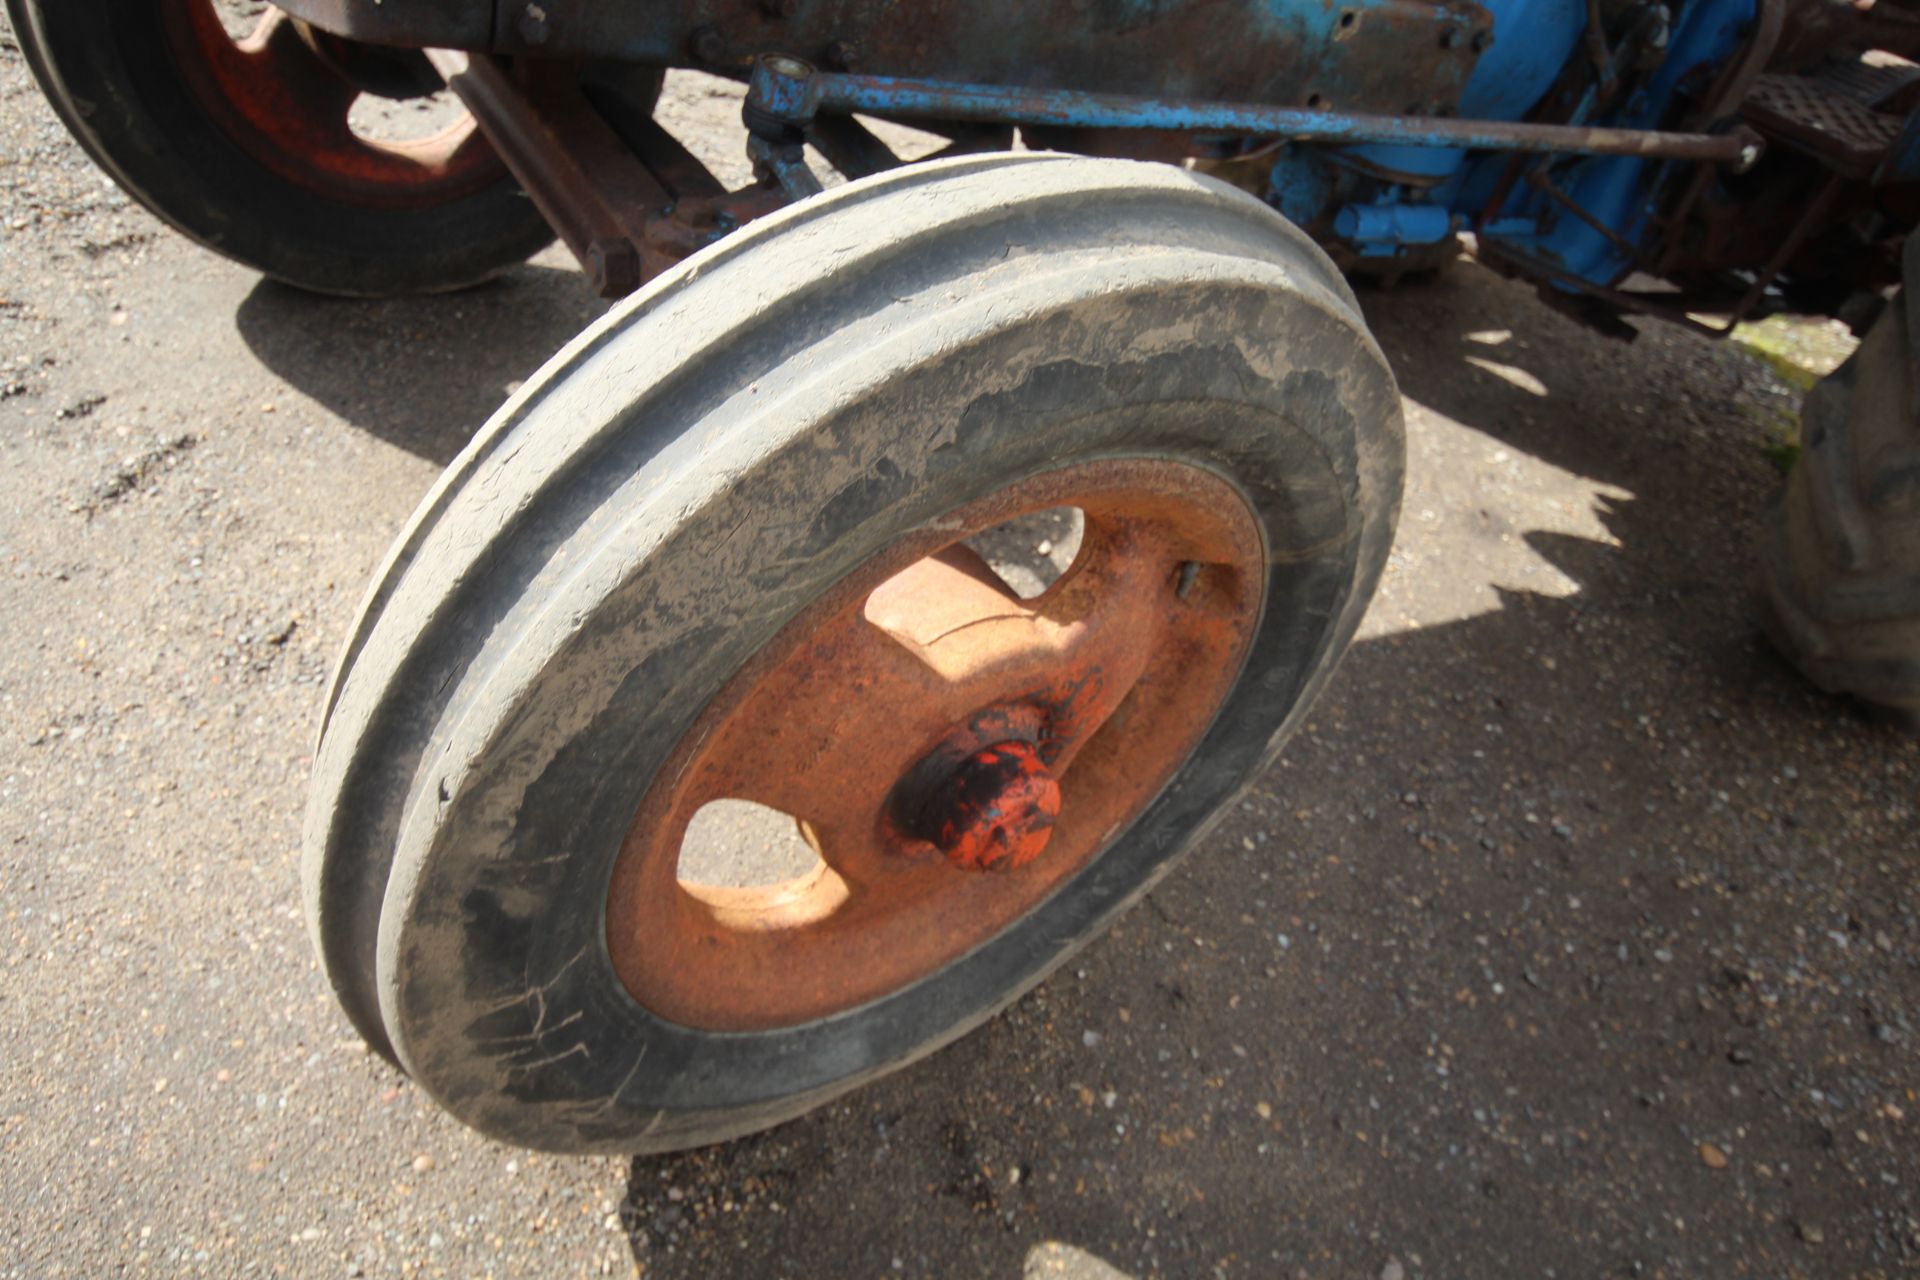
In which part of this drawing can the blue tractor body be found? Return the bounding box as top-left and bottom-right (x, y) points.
(258, 0), (1920, 332)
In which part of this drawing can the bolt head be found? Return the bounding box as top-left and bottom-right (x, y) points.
(585, 239), (639, 298)
(516, 2), (549, 45)
(825, 39), (860, 72)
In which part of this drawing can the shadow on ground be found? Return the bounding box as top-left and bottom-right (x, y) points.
(234, 262), (601, 464)
(230, 254), (1919, 1277)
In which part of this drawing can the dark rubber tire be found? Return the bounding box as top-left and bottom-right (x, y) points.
(304, 153), (1404, 1152)
(1758, 240), (1920, 725)
(5, 0), (554, 296)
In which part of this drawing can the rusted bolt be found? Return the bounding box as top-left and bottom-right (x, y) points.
(1439, 26), (1461, 50)
(586, 238), (640, 298)
(825, 39), (861, 72)
(1471, 28), (1494, 52)
(516, 2), (549, 46)
(690, 24), (727, 64)
(1175, 561), (1201, 600)
(918, 740), (1061, 872)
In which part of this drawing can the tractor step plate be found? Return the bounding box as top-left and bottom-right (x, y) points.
(1743, 71), (1902, 177)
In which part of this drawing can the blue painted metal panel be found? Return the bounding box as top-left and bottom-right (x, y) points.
(1457, 0), (1587, 118)
(1335, 202), (1456, 247)
(738, 0), (1762, 288)
(1337, 0), (1584, 184)
(1434, 0), (1756, 285)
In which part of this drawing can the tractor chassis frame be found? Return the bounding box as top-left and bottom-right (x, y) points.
(429, 46), (1761, 300)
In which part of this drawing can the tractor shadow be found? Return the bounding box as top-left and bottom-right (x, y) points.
(233, 258), (603, 464)
(610, 264), (1917, 1277)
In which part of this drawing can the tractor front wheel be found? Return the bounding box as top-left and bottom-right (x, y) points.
(304, 154), (1404, 1152)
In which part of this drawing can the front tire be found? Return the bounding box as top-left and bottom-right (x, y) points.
(305, 154), (1404, 1152)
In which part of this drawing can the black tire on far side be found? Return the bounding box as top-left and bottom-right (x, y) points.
(6, 0), (556, 296)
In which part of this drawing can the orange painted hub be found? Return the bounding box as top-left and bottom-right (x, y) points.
(910, 739), (1063, 872)
(162, 0), (502, 207)
(606, 460), (1265, 1031)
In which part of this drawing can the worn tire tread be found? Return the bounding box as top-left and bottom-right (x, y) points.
(305, 155), (1400, 1150)
(1758, 248), (1920, 720)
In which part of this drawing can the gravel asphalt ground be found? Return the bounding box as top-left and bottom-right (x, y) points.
(3, 22), (1918, 1279)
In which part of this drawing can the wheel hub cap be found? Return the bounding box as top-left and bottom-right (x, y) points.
(909, 739), (1062, 872)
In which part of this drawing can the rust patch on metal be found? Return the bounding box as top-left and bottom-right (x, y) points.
(605, 460), (1265, 1031)
(433, 50), (783, 296)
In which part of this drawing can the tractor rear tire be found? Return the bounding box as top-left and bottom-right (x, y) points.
(1757, 243), (1920, 726)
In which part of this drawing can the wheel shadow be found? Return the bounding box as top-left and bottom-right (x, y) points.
(232, 259), (602, 465)
(1351, 258), (1805, 495)
(611, 264), (1918, 1278)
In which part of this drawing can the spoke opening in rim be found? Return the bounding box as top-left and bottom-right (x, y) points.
(676, 798), (824, 890)
(347, 88), (469, 145)
(962, 506), (1084, 600)
(214, 0), (266, 40)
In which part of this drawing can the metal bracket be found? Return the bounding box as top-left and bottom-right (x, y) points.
(430, 50), (792, 298)
(744, 54), (1763, 166)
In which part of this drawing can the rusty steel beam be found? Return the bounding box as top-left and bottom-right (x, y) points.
(428, 51), (786, 297)
(426, 49), (671, 295)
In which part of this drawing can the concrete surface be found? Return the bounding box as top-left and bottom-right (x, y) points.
(3, 27), (1917, 1280)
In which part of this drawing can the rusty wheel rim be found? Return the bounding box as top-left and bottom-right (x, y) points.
(161, 0), (503, 207)
(606, 460), (1266, 1031)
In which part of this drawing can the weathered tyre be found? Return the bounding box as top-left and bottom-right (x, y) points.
(304, 153), (1404, 1153)
(6, 0), (553, 296)
(1758, 240), (1920, 725)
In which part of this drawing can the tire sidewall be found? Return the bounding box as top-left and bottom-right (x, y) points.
(382, 264), (1399, 1152)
